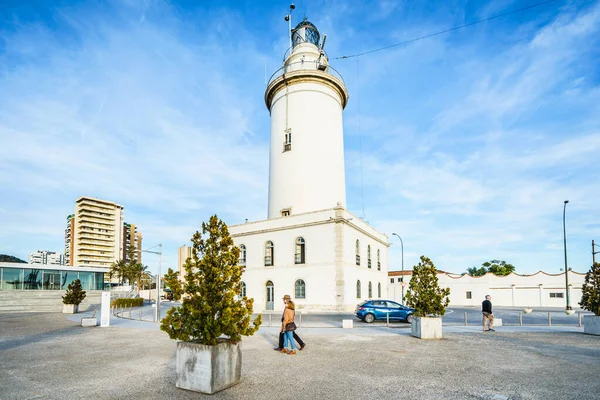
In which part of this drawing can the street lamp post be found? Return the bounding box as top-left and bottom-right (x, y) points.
(142, 244), (162, 322)
(392, 233), (404, 304)
(562, 201), (571, 311)
(592, 240), (599, 265)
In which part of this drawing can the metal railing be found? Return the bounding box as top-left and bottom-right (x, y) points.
(266, 60), (346, 88)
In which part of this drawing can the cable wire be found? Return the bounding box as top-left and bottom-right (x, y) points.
(333, 0), (558, 60)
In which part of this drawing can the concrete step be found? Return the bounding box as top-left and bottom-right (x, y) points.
(0, 291), (103, 312)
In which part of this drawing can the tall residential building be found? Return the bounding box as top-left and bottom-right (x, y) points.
(177, 245), (192, 282)
(64, 214), (75, 265)
(122, 223), (143, 263)
(66, 197), (124, 268)
(28, 250), (64, 266)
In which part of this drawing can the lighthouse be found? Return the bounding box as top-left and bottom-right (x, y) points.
(229, 16), (388, 312)
(265, 19), (349, 218)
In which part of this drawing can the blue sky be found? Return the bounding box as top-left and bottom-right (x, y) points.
(1, 0), (599, 276)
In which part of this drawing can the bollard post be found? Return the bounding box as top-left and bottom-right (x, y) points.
(299, 311), (302, 328)
(269, 313), (272, 328)
(386, 312), (389, 327)
(578, 312), (582, 327)
(139, 309), (142, 321)
(548, 312), (551, 326)
(519, 313), (523, 326)
(464, 312), (468, 326)
(129, 307), (132, 320)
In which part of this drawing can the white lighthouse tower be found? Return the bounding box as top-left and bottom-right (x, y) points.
(265, 19), (349, 218)
(229, 16), (389, 312)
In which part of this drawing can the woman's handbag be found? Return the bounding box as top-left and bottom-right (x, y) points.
(285, 321), (297, 331)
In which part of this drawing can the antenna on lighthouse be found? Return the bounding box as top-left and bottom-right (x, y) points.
(284, 4), (295, 51)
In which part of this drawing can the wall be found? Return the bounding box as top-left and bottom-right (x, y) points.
(388, 271), (586, 308)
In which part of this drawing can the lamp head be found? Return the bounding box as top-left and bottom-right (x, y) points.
(284, 15), (290, 21)
(290, 3), (295, 10)
(564, 200), (569, 204)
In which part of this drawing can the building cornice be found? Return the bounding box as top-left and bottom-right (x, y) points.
(264, 70), (349, 111)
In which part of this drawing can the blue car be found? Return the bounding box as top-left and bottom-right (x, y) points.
(355, 300), (414, 323)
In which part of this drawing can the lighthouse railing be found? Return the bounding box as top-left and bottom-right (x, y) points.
(266, 60), (346, 87)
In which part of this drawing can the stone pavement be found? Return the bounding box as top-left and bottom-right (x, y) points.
(1, 312), (599, 400)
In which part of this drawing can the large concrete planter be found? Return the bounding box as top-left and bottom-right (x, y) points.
(411, 316), (442, 339)
(583, 315), (600, 336)
(62, 304), (79, 314)
(176, 340), (241, 394)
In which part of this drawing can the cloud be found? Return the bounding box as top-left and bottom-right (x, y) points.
(0, 0), (598, 277)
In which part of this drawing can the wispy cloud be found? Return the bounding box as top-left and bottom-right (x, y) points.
(0, 0), (598, 275)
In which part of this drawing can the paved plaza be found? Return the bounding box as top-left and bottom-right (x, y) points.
(1, 311), (599, 400)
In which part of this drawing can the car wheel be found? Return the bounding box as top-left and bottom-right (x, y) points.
(406, 314), (413, 324)
(364, 313), (375, 323)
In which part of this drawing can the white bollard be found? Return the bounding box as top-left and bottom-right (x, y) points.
(342, 319), (353, 329)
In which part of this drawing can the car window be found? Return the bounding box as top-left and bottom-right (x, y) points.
(385, 302), (401, 309)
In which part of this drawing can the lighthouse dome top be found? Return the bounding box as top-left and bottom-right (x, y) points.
(292, 18), (320, 49)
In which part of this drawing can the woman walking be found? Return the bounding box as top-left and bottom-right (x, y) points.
(281, 299), (297, 355)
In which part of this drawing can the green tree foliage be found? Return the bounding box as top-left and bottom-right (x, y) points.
(0, 254), (27, 263)
(579, 262), (600, 316)
(160, 215), (262, 345)
(128, 262), (152, 291)
(405, 256), (450, 317)
(109, 259), (128, 285)
(467, 266), (488, 276)
(62, 279), (87, 305)
(163, 267), (183, 301)
(467, 260), (516, 276)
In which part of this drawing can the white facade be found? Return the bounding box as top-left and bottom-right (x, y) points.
(230, 207), (388, 312)
(388, 270), (586, 308)
(265, 29), (348, 219)
(231, 20), (389, 312)
(28, 250), (64, 266)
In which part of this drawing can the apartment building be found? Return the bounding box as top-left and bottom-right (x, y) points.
(63, 197), (144, 269)
(28, 250), (64, 266)
(67, 197), (124, 268)
(64, 214), (75, 265)
(122, 223), (143, 263)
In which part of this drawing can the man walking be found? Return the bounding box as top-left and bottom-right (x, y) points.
(482, 294), (495, 332)
(274, 294), (306, 351)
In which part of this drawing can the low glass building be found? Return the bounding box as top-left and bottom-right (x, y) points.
(0, 262), (108, 291)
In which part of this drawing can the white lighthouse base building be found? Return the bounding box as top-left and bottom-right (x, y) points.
(230, 205), (388, 312)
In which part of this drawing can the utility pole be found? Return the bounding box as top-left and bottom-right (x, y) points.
(563, 200), (571, 310)
(593, 239), (598, 265)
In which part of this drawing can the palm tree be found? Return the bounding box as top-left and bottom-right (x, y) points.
(129, 262), (152, 291)
(109, 260), (128, 285)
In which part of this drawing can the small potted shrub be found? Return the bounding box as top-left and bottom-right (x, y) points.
(580, 262), (600, 335)
(160, 215), (262, 394)
(62, 279), (86, 314)
(405, 256), (450, 339)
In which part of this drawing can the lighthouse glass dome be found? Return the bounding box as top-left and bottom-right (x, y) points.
(292, 19), (320, 48)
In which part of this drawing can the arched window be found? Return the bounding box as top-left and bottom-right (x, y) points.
(239, 245), (246, 266)
(378, 282), (381, 298)
(295, 237), (305, 264)
(356, 280), (361, 299)
(377, 249), (381, 271)
(355, 240), (360, 265)
(368, 281), (372, 298)
(367, 245), (372, 269)
(264, 241), (274, 266)
(295, 279), (306, 299)
(241, 281), (247, 297)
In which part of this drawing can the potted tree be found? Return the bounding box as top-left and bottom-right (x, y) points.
(160, 215), (262, 394)
(62, 279), (86, 314)
(580, 262), (600, 336)
(405, 256), (450, 339)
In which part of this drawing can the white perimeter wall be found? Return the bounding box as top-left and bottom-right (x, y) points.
(388, 271), (586, 308)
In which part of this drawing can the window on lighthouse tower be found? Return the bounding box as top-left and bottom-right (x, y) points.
(283, 129), (292, 152)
